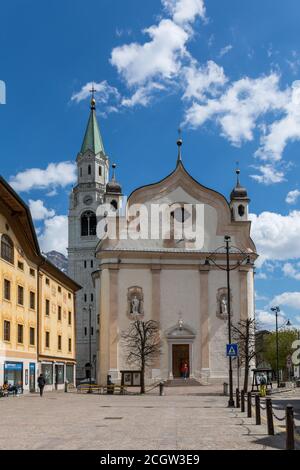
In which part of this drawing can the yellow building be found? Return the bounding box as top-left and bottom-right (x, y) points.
(0, 176), (81, 393)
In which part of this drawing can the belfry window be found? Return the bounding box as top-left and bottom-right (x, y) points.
(238, 205), (245, 217)
(81, 211), (97, 236)
(1, 234), (14, 264)
(88, 165), (91, 175)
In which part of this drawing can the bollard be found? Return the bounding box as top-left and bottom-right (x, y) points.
(266, 398), (274, 435)
(236, 388), (240, 408)
(247, 392), (252, 418)
(159, 381), (164, 396)
(223, 382), (228, 396)
(255, 394), (261, 425)
(241, 390), (245, 412)
(286, 404), (295, 450)
(64, 381), (68, 393)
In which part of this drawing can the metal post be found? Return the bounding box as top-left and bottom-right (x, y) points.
(276, 309), (280, 388)
(88, 305), (92, 393)
(266, 398), (274, 435)
(236, 388), (240, 408)
(241, 390), (245, 412)
(159, 381), (164, 396)
(225, 236), (235, 408)
(247, 392), (252, 418)
(286, 405), (295, 450)
(255, 394), (261, 425)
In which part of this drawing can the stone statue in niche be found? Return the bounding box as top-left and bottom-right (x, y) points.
(216, 288), (231, 319)
(127, 286), (144, 317)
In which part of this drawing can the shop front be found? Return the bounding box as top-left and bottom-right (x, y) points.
(4, 362), (23, 390)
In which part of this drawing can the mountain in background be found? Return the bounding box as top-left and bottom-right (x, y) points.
(43, 250), (68, 273)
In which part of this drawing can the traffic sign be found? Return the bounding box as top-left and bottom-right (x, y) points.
(226, 343), (238, 357)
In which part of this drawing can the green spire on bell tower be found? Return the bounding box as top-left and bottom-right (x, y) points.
(80, 85), (105, 155)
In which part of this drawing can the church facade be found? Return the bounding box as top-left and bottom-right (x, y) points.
(69, 97), (258, 385)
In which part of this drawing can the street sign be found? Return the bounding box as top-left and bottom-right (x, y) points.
(226, 343), (238, 357)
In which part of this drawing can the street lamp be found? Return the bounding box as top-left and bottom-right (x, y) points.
(83, 304), (93, 391)
(270, 306), (281, 388)
(207, 235), (253, 408)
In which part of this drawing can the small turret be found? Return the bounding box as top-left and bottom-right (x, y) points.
(105, 163), (123, 211)
(230, 166), (250, 221)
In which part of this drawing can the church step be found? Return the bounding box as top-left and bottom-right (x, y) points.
(164, 378), (202, 387)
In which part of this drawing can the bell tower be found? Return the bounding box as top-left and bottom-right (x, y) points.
(68, 90), (109, 380)
(230, 167), (250, 222)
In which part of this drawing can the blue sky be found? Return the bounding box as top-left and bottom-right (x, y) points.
(1, 0), (300, 329)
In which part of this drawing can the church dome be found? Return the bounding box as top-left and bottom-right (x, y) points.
(230, 169), (248, 200)
(106, 163), (122, 194)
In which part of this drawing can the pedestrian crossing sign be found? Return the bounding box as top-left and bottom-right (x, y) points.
(226, 343), (238, 357)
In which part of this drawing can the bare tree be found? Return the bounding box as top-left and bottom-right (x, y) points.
(122, 320), (161, 394)
(232, 318), (258, 392)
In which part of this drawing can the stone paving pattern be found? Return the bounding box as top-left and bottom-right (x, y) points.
(0, 385), (299, 450)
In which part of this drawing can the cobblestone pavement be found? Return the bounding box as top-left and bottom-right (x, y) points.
(0, 386), (297, 450)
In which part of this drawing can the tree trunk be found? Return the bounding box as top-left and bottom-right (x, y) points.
(243, 362), (249, 392)
(140, 364), (145, 394)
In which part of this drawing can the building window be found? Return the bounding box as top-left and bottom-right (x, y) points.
(91, 260), (93, 268)
(30, 291), (35, 310)
(58, 306), (62, 321)
(58, 335), (62, 351)
(29, 327), (35, 346)
(3, 320), (10, 341)
(238, 204), (245, 217)
(81, 211), (97, 236)
(58, 286), (61, 293)
(90, 293), (93, 302)
(99, 166), (102, 176)
(68, 311), (72, 325)
(45, 331), (50, 348)
(91, 327), (94, 336)
(17, 285), (24, 305)
(30, 268), (35, 277)
(17, 324), (23, 344)
(111, 200), (118, 211)
(45, 299), (50, 316)
(84, 260), (87, 268)
(1, 234), (14, 264)
(84, 294), (87, 302)
(97, 314), (100, 325)
(17, 260), (24, 270)
(68, 338), (72, 352)
(45, 278), (50, 286)
(80, 167), (82, 177)
(4, 279), (11, 300)
(88, 165), (91, 175)
(68, 293), (71, 299)
(84, 327), (87, 336)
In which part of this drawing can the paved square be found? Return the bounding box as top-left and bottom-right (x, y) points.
(0, 387), (296, 450)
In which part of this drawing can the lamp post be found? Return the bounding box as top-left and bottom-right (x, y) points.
(207, 236), (253, 408)
(271, 306), (280, 388)
(83, 304), (93, 391)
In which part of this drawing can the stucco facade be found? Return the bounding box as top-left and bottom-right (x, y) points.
(95, 159), (257, 385)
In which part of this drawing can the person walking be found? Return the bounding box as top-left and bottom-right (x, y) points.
(37, 373), (46, 397)
(182, 362), (189, 380)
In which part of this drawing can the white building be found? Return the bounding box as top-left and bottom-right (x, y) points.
(69, 98), (258, 385)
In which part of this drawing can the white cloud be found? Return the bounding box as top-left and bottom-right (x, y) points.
(250, 210), (300, 266)
(71, 80), (120, 104)
(162, 0), (206, 25)
(111, 19), (189, 87)
(271, 292), (300, 310)
(122, 82), (165, 108)
(286, 189), (300, 204)
(250, 164), (286, 185)
(256, 309), (285, 328)
(184, 73), (287, 146)
(10, 162), (76, 192)
(219, 44), (233, 58)
(255, 272), (267, 280)
(29, 200), (55, 221)
(39, 215), (68, 255)
(255, 81), (300, 162)
(183, 60), (227, 101)
(283, 262), (300, 280)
